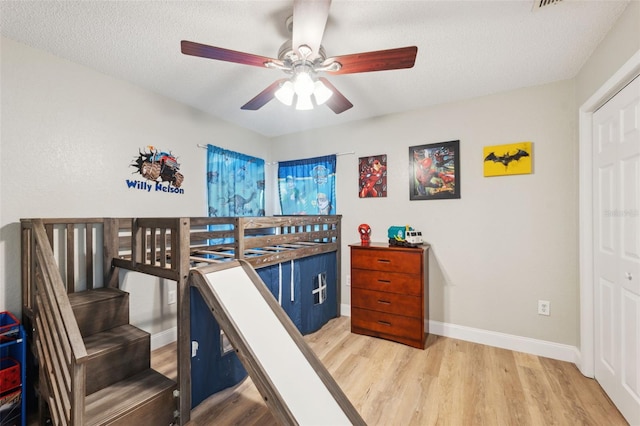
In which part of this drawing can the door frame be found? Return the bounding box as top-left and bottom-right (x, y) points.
(578, 49), (640, 378)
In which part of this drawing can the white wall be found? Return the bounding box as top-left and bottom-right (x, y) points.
(575, 0), (640, 106)
(271, 80), (579, 346)
(0, 38), (272, 335)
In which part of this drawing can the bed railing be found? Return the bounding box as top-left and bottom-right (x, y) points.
(109, 217), (190, 281)
(22, 218), (108, 315)
(106, 215), (340, 275)
(190, 215), (341, 268)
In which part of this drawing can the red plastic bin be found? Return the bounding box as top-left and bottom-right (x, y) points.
(0, 312), (19, 342)
(0, 358), (21, 393)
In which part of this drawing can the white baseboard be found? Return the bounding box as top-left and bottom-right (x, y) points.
(340, 303), (351, 317)
(340, 304), (579, 364)
(151, 326), (177, 351)
(428, 320), (580, 364)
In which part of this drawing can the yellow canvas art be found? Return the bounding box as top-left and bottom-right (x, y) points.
(483, 142), (533, 177)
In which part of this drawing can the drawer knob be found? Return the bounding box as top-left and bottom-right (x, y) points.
(377, 259), (391, 263)
(377, 320), (392, 326)
(377, 279), (391, 284)
(377, 300), (391, 305)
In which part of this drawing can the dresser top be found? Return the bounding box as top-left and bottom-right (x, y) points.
(349, 242), (430, 252)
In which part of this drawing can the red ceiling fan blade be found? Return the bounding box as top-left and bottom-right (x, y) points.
(318, 78), (353, 114)
(241, 79), (288, 110)
(292, 0), (331, 59)
(326, 46), (418, 75)
(181, 40), (282, 68)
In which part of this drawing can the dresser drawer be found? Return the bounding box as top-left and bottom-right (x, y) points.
(351, 269), (421, 296)
(352, 288), (422, 317)
(351, 248), (422, 274)
(351, 308), (423, 343)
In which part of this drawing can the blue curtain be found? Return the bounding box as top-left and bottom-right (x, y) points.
(278, 155), (336, 215)
(207, 144), (265, 217)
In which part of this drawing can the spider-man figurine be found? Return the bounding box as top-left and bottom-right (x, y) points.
(358, 223), (371, 245)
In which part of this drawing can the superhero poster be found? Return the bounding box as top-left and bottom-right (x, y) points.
(483, 142), (532, 177)
(409, 140), (460, 200)
(358, 154), (387, 198)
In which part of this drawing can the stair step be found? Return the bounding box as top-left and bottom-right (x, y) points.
(85, 369), (176, 426)
(69, 288), (129, 336)
(84, 324), (150, 395)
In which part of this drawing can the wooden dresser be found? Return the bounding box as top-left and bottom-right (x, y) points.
(349, 242), (429, 349)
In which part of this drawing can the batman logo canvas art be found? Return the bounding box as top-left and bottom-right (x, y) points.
(484, 149), (530, 168)
(483, 142), (533, 177)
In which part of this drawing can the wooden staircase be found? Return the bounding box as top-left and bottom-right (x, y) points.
(50, 287), (177, 425)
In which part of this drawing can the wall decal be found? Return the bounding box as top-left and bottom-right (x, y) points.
(409, 140), (460, 200)
(483, 142), (532, 177)
(128, 146), (185, 194)
(358, 154), (387, 198)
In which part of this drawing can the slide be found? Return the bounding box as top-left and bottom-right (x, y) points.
(189, 260), (365, 426)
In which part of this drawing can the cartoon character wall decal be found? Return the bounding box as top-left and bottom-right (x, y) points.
(132, 146), (184, 187)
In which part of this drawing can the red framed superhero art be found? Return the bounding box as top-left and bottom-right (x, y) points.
(358, 154), (387, 198)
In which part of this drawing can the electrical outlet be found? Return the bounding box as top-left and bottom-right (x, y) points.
(168, 289), (177, 305)
(538, 300), (550, 316)
(346, 274), (351, 286)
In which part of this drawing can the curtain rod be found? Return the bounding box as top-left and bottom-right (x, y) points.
(267, 151), (355, 165)
(196, 144), (354, 163)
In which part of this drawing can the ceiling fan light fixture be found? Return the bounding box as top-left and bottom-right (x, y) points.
(293, 70), (315, 96)
(275, 80), (295, 106)
(313, 80), (333, 105)
(295, 94), (314, 110)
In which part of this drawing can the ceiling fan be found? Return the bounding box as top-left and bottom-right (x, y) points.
(181, 0), (418, 114)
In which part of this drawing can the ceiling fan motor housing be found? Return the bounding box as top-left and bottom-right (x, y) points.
(278, 40), (327, 69)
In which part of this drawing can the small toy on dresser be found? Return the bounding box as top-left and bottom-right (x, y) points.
(357, 223), (371, 245)
(388, 225), (423, 247)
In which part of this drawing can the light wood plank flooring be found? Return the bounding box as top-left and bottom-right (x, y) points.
(152, 316), (627, 425)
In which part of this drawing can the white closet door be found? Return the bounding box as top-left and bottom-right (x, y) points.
(593, 75), (640, 426)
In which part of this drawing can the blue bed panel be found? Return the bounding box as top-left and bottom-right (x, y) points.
(256, 262), (302, 330)
(297, 252), (338, 334)
(190, 286), (247, 408)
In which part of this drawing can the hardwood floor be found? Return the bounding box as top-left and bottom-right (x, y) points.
(152, 316), (628, 425)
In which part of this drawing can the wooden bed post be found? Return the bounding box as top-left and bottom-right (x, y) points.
(176, 218), (192, 424)
(131, 218), (143, 267)
(335, 215), (342, 317)
(103, 218), (121, 288)
(21, 220), (33, 317)
(235, 217), (245, 260)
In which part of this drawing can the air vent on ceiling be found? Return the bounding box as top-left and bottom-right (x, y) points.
(533, 0), (563, 10)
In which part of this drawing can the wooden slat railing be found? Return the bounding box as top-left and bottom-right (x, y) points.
(22, 218), (106, 309)
(30, 220), (88, 425)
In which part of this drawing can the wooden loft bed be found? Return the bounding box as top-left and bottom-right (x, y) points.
(20, 215), (342, 425)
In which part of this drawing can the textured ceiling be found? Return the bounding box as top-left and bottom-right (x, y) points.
(0, 0), (630, 137)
